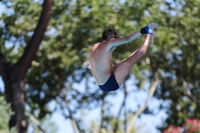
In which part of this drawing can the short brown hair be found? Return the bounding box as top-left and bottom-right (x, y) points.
(102, 28), (120, 41)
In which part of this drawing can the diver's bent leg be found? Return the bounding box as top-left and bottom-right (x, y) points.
(113, 33), (155, 86)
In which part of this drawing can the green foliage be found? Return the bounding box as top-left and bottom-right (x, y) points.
(0, 96), (17, 133)
(149, 0), (200, 127)
(1, 0), (200, 131)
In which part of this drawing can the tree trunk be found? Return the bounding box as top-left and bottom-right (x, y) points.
(126, 74), (160, 133)
(3, 63), (28, 132)
(0, 0), (53, 132)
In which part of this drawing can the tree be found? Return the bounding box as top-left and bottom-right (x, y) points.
(0, 0), (52, 132)
(149, 0), (200, 128)
(1, 0), (154, 132)
(20, 0), (161, 132)
(1, 0), (200, 132)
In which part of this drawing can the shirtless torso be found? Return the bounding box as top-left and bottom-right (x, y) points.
(88, 39), (116, 85)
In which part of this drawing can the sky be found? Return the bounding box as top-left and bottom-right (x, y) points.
(0, 2), (168, 133)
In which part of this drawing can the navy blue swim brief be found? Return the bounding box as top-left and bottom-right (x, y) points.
(98, 72), (119, 92)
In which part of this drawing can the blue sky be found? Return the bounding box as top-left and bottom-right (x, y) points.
(0, 2), (168, 133)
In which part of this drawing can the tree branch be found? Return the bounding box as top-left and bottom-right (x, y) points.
(64, 98), (79, 133)
(126, 74), (160, 133)
(28, 114), (46, 133)
(113, 81), (128, 132)
(14, 0), (53, 79)
(57, 90), (81, 133)
(99, 93), (107, 132)
(179, 79), (200, 107)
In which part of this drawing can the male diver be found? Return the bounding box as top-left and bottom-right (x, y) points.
(83, 23), (158, 92)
